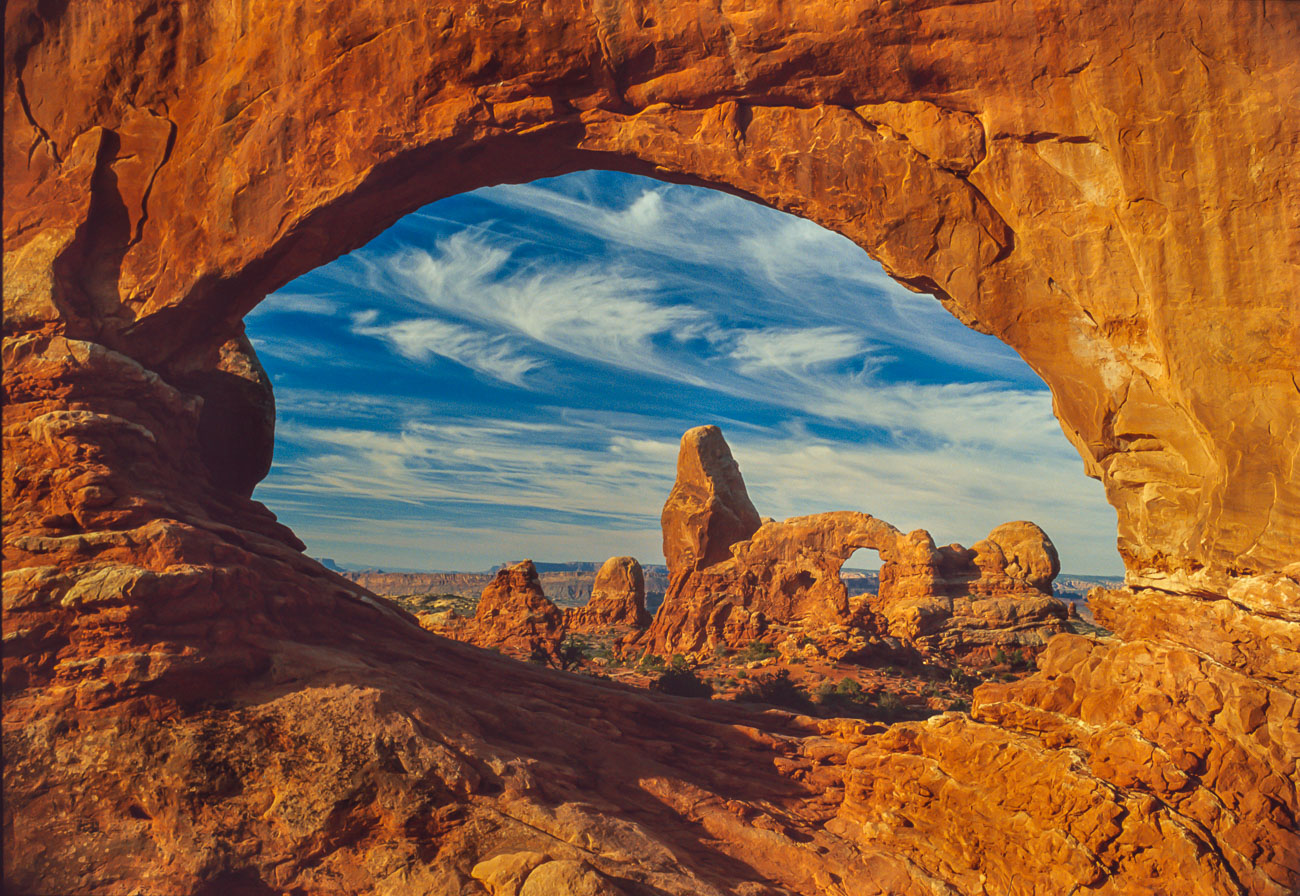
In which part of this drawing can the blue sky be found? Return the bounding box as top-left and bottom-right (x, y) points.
(246, 171), (1122, 575)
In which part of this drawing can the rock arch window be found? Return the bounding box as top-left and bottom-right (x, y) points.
(841, 547), (882, 597)
(244, 170), (1120, 582)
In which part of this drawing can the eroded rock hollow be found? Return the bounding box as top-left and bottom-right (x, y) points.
(4, 1), (1298, 893)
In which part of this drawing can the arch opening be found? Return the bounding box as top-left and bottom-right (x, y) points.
(244, 170), (1121, 584)
(5, 7), (1295, 893)
(841, 547), (882, 598)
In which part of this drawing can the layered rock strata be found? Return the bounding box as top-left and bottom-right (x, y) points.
(4, 1), (1299, 893)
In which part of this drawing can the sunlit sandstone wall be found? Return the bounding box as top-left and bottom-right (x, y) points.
(4, 1), (1299, 894)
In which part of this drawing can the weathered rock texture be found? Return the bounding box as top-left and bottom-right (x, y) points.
(660, 425), (763, 576)
(645, 429), (1072, 659)
(869, 520), (1072, 660)
(4, 1), (1299, 894)
(468, 560), (566, 660)
(567, 556), (650, 632)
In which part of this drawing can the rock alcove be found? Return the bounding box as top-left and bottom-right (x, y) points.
(4, 1), (1298, 893)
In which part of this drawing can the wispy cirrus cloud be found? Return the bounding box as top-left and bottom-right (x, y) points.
(729, 327), (880, 375)
(249, 170), (1122, 574)
(257, 411), (1111, 572)
(338, 231), (714, 385)
(352, 315), (543, 387)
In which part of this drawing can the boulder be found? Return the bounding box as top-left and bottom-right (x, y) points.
(567, 556), (650, 631)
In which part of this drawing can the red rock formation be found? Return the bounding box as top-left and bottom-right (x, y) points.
(660, 425), (762, 576)
(869, 521), (1071, 660)
(567, 556), (650, 631)
(4, 2), (1299, 894)
(972, 521), (1061, 595)
(645, 429), (1071, 659)
(646, 510), (903, 655)
(469, 560), (566, 660)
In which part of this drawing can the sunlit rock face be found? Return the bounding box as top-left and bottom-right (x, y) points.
(469, 560), (566, 659)
(567, 556), (650, 632)
(645, 428), (1072, 659)
(3, 1), (1298, 894)
(659, 425), (763, 577)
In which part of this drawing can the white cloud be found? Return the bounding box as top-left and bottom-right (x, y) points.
(729, 327), (876, 374)
(259, 406), (1119, 574)
(482, 177), (1036, 382)
(249, 292), (342, 317)
(353, 316), (543, 386)
(339, 231), (716, 385)
(249, 172), (1124, 576)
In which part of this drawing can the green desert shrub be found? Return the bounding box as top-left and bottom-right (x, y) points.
(653, 664), (713, 698)
(735, 670), (812, 711)
(875, 690), (906, 719)
(557, 637), (588, 670)
(737, 640), (777, 663)
(813, 678), (873, 716)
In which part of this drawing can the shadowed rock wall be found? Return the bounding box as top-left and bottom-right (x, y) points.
(4, 1), (1298, 893)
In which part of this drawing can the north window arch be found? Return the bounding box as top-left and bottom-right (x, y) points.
(243, 170), (1121, 580)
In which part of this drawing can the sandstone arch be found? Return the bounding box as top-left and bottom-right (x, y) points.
(4, 1), (1299, 893)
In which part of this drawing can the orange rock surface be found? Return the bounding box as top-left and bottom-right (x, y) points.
(567, 556), (650, 632)
(660, 425), (763, 576)
(4, 1), (1298, 894)
(645, 429), (1073, 660)
(468, 560), (566, 660)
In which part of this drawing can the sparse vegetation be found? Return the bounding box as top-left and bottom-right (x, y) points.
(557, 637), (588, 670)
(813, 678), (873, 716)
(653, 657), (713, 698)
(948, 667), (979, 692)
(876, 691), (906, 718)
(992, 647), (1032, 671)
(735, 670), (812, 712)
(638, 652), (666, 671)
(736, 640), (777, 663)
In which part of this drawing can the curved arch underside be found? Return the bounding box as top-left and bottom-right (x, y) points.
(3, 1), (1298, 893)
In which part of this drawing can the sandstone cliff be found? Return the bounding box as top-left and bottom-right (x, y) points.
(4, 1), (1298, 893)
